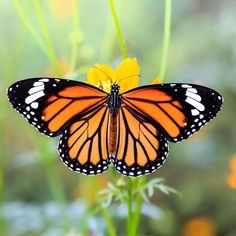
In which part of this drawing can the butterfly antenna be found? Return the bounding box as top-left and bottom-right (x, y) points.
(117, 74), (141, 84)
(94, 66), (113, 84)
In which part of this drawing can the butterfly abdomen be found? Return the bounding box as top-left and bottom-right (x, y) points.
(108, 113), (118, 155)
(107, 84), (122, 155)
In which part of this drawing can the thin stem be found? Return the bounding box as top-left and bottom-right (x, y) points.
(33, 0), (62, 76)
(159, 0), (172, 82)
(108, 0), (128, 58)
(132, 177), (145, 235)
(69, 0), (79, 72)
(101, 208), (117, 236)
(90, 178), (116, 236)
(12, 0), (47, 54)
(127, 177), (134, 236)
(108, 1), (137, 235)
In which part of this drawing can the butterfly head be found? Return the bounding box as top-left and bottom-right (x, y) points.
(111, 84), (120, 93)
(108, 84), (121, 114)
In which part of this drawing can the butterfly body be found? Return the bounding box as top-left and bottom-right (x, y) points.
(8, 78), (223, 177)
(108, 112), (118, 155)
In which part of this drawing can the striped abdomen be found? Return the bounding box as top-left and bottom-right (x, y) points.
(108, 113), (118, 155)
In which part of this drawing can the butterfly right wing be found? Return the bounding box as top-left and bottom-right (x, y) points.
(58, 105), (111, 175)
(112, 105), (169, 177)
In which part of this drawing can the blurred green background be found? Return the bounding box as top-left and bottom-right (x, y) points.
(1, 0), (236, 235)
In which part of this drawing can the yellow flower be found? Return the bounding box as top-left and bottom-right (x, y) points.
(87, 58), (141, 93)
(182, 217), (217, 236)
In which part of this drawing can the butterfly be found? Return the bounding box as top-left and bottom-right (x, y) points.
(7, 77), (223, 177)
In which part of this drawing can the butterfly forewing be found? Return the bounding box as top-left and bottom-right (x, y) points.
(122, 83), (223, 142)
(7, 78), (107, 137)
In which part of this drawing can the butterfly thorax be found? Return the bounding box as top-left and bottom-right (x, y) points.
(108, 84), (121, 115)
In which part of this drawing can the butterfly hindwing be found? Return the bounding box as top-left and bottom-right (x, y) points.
(58, 105), (110, 175)
(122, 83), (223, 142)
(111, 105), (169, 177)
(7, 78), (107, 137)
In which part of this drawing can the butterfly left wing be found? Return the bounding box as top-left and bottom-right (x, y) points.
(111, 105), (169, 177)
(58, 105), (110, 175)
(122, 83), (223, 142)
(7, 78), (107, 137)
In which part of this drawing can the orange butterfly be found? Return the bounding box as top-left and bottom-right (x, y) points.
(8, 77), (223, 176)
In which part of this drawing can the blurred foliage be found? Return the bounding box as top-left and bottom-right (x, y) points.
(0, 0), (236, 235)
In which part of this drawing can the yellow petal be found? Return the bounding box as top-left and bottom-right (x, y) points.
(151, 76), (161, 84)
(87, 64), (114, 92)
(115, 58), (140, 93)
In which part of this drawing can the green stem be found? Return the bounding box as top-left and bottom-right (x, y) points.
(90, 178), (116, 236)
(101, 208), (117, 236)
(0, 126), (8, 235)
(132, 177), (145, 235)
(12, 0), (47, 54)
(108, 0), (128, 58)
(33, 0), (62, 76)
(159, 0), (172, 82)
(108, 1), (138, 235)
(69, 0), (79, 72)
(127, 178), (134, 236)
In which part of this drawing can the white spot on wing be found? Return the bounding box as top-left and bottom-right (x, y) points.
(199, 114), (204, 119)
(186, 91), (202, 102)
(28, 85), (44, 95)
(33, 82), (44, 86)
(39, 78), (49, 82)
(191, 109), (200, 116)
(187, 88), (197, 93)
(186, 97), (205, 111)
(25, 91), (45, 104)
(31, 102), (39, 109)
(182, 84), (192, 88)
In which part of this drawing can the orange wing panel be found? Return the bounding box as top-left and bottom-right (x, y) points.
(58, 106), (110, 175)
(43, 98), (71, 121)
(123, 88), (172, 102)
(46, 97), (104, 132)
(58, 85), (105, 98)
(113, 106), (169, 177)
(126, 101), (180, 137)
(159, 103), (186, 127)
